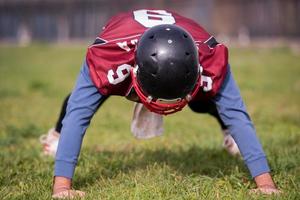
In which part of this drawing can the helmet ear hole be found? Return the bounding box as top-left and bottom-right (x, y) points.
(185, 52), (190, 56)
(183, 34), (188, 38)
(185, 68), (190, 74)
(149, 35), (155, 39)
(151, 70), (157, 76)
(151, 53), (157, 57)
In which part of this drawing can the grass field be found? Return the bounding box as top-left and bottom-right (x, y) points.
(0, 44), (299, 200)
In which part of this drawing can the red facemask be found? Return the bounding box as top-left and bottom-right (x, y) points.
(130, 67), (201, 115)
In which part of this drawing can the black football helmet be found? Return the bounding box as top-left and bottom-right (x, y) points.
(131, 24), (201, 115)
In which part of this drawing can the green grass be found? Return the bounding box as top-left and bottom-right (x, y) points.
(0, 44), (299, 199)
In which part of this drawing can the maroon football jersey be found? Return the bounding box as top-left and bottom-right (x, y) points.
(86, 9), (228, 100)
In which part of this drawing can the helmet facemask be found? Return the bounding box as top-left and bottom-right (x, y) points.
(131, 65), (201, 115)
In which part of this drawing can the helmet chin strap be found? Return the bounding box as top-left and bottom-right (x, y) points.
(130, 65), (201, 115)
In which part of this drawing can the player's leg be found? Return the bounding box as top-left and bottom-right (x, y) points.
(54, 94), (71, 134)
(40, 93), (108, 156)
(188, 99), (227, 129)
(40, 94), (71, 156)
(188, 100), (240, 155)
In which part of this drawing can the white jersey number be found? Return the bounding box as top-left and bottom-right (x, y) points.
(107, 64), (213, 92)
(107, 64), (131, 85)
(201, 75), (213, 92)
(133, 9), (176, 28)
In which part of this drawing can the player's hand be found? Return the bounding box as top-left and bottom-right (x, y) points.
(52, 190), (85, 199)
(250, 186), (281, 195)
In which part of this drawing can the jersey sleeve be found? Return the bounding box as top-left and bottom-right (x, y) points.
(86, 12), (146, 96)
(174, 13), (229, 99)
(86, 41), (135, 96)
(193, 37), (229, 100)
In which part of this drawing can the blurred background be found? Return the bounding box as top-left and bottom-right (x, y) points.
(0, 0), (299, 46)
(0, 1), (300, 199)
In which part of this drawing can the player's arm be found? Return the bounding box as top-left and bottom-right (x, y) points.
(52, 60), (106, 198)
(212, 66), (280, 194)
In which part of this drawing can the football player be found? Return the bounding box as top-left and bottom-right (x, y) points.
(44, 9), (280, 198)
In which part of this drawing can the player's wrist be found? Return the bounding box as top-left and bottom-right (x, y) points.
(53, 176), (72, 194)
(254, 172), (276, 188)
